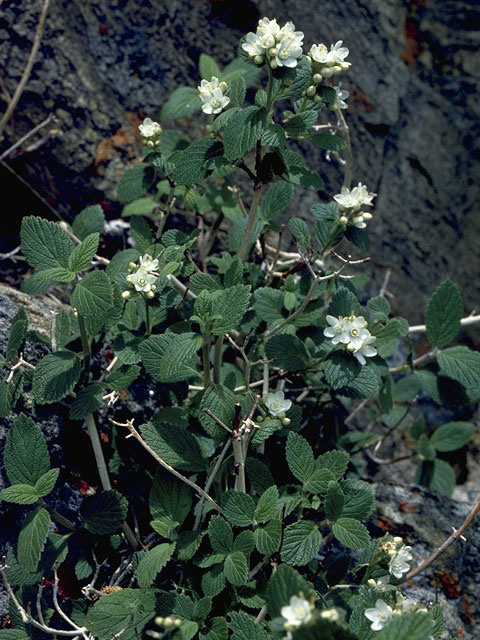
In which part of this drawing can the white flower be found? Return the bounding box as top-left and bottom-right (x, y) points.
(388, 546), (413, 579)
(350, 333), (377, 365)
(333, 183), (376, 211)
(331, 86), (349, 110)
(139, 117), (162, 139)
(139, 254), (159, 272)
(364, 600), (394, 631)
(324, 314), (351, 345)
(320, 608), (340, 622)
(309, 43), (329, 65)
(198, 76), (230, 115)
(242, 17), (303, 68)
(324, 314), (377, 365)
(367, 576), (396, 592)
(327, 41), (350, 66)
(281, 595), (313, 630)
(273, 32), (304, 68)
(308, 41), (350, 76)
(395, 593), (416, 613)
(128, 267), (157, 293)
(265, 390), (292, 416)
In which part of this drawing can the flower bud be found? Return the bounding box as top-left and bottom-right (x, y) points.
(352, 215), (364, 225)
(269, 47), (277, 56)
(313, 73), (322, 84)
(270, 59), (278, 69)
(174, 619), (182, 627)
(164, 617), (173, 627)
(128, 262), (137, 270)
(278, 412), (286, 420)
(59, 220), (69, 229)
(150, 284), (156, 291)
(306, 85), (316, 97)
(121, 290), (131, 299)
(146, 290), (155, 299)
(339, 216), (348, 225)
(393, 536), (403, 545)
(126, 274), (133, 283)
(282, 417), (291, 426)
(154, 617), (165, 626)
(205, 124), (213, 133)
(147, 140), (155, 147)
(254, 55), (264, 65)
(346, 343), (356, 352)
(256, 415), (264, 423)
(367, 579), (376, 588)
(332, 65), (342, 75)
(219, 81), (228, 93)
(284, 78), (293, 87)
(314, 95), (322, 104)
(362, 212), (373, 221)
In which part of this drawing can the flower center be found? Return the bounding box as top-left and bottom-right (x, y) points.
(210, 98), (220, 108)
(350, 328), (359, 336)
(138, 277), (146, 286)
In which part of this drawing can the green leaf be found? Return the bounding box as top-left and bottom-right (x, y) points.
(437, 346), (480, 388)
(32, 350), (81, 404)
(4, 414), (50, 485)
(344, 225), (370, 251)
(286, 432), (315, 484)
(161, 86), (202, 121)
(289, 217), (311, 246)
(34, 468), (60, 497)
(254, 519), (282, 554)
(199, 53), (222, 79)
(261, 124), (285, 148)
(254, 287), (284, 325)
(6, 308), (28, 365)
(68, 232), (99, 272)
(106, 248), (140, 278)
(224, 258), (244, 287)
(375, 612), (434, 640)
(21, 216), (74, 271)
(0, 631), (30, 640)
(258, 182), (294, 222)
(86, 588), (156, 640)
(55, 308), (74, 349)
(117, 164), (156, 204)
(426, 279), (463, 348)
(0, 484), (39, 504)
(324, 352), (361, 390)
(284, 110), (318, 136)
(136, 543), (175, 588)
(193, 597), (213, 623)
(339, 365), (381, 399)
(140, 421), (204, 472)
(81, 490), (128, 535)
(201, 565), (226, 597)
(281, 521), (322, 566)
(0, 371), (23, 419)
(277, 56), (312, 100)
(173, 138), (222, 186)
(18, 508), (51, 572)
(232, 530), (255, 555)
(311, 133), (347, 150)
(265, 335), (309, 371)
(367, 296), (391, 321)
(69, 383), (104, 419)
(266, 564), (315, 618)
(150, 472), (192, 528)
(311, 202), (342, 249)
(328, 287), (362, 317)
(72, 204), (105, 239)
(332, 517), (370, 549)
(229, 76), (246, 107)
(224, 106), (266, 161)
(229, 611), (269, 640)
(416, 433), (436, 461)
(304, 468), (335, 494)
(247, 458), (275, 495)
(222, 491), (256, 527)
(71, 271), (114, 334)
(210, 285), (251, 335)
(199, 384), (236, 439)
(139, 332), (201, 383)
(325, 481), (345, 522)
(429, 458), (456, 497)
(200, 617), (229, 640)
(224, 551), (248, 585)
(430, 421), (475, 451)
(254, 485), (279, 523)
(340, 479), (375, 519)
(122, 197), (158, 217)
(209, 516), (233, 554)
(316, 450), (350, 480)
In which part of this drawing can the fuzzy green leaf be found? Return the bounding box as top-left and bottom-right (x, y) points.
(86, 588), (156, 640)
(6, 308), (28, 365)
(426, 279), (463, 348)
(254, 287), (285, 325)
(34, 468), (59, 497)
(311, 133), (347, 151)
(229, 611), (269, 640)
(288, 217), (311, 246)
(69, 384), (104, 419)
(258, 182), (294, 222)
(201, 565), (226, 597)
(161, 87), (202, 121)
(173, 138), (222, 186)
(199, 384), (236, 439)
(254, 519), (282, 554)
(327, 287), (362, 317)
(140, 421), (204, 472)
(266, 564), (315, 618)
(265, 334), (309, 371)
(261, 124), (285, 148)
(68, 232), (99, 272)
(332, 517), (370, 549)
(21, 216), (74, 271)
(315, 450), (350, 480)
(137, 543), (175, 589)
(210, 285), (251, 335)
(18, 508), (51, 572)
(254, 485), (279, 523)
(0, 484), (39, 504)
(223, 106), (266, 161)
(429, 458), (456, 497)
(325, 481), (345, 522)
(224, 551), (248, 586)
(140, 332), (201, 383)
(281, 521), (322, 566)
(324, 352), (361, 390)
(72, 204), (105, 239)
(437, 346), (480, 388)
(70, 271), (114, 334)
(4, 414), (50, 485)
(32, 350), (81, 404)
(286, 432), (315, 484)
(209, 516), (234, 554)
(340, 479), (375, 520)
(430, 421), (475, 452)
(117, 164), (156, 204)
(229, 76), (246, 107)
(81, 490), (128, 535)
(222, 491), (256, 528)
(375, 612), (435, 640)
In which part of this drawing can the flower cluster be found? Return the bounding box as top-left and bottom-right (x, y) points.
(281, 595), (313, 632)
(388, 544), (413, 579)
(124, 254), (160, 297)
(138, 117), (162, 149)
(242, 17), (304, 69)
(334, 182), (376, 229)
(324, 314), (377, 365)
(307, 41), (351, 80)
(198, 76), (230, 115)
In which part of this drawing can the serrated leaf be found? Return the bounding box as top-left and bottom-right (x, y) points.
(0, 631), (30, 639)
(304, 468), (336, 494)
(75, 556), (95, 580)
(332, 517), (370, 549)
(6, 308), (28, 365)
(201, 564), (226, 597)
(311, 202), (342, 249)
(129, 215), (153, 253)
(229, 611), (269, 640)
(311, 133), (347, 150)
(254, 519), (282, 554)
(55, 308), (74, 349)
(266, 564), (315, 618)
(222, 491), (256, 528)
(178, 530), (204, 561)
(68, 232), (99, 272)
(86, 588), (156, 640)
(261, 124), (285, 148)
(284, 110), (318, 136)
(429, 421), (475, 452)
(106, 248), (140, 278)
(140, 421), (204, 472)
(150, 471), (192, 528)
(224, 106), (266, 161)
(117, 164), (156, 204)
(209, 516), (233, 554)
(210, 285), (251, 335)
(325, 481), (344, 522)
(137, 543), (175, 588)
(276, 56), (312, 100)
(72, 204), (105, 239)
(324, 352), (361, 389)
(258, 182), (294, 222)
(69, 383), (104, 419)
(280, 521), (322, 566)
(254, 485), (279, 523)
(193, 596), (212, 623)
(199, 53), (222, 80)
(426, 279), (463, 347)
(139, 332), (201, 383)
(247, 458), (275, 495)
(367, 296), (391, 321)
(173, 138), (222, 186)
(81, 490), (128, 535)
(375, 612), (434, 640)
(122, 197), (158, 217)
(289, 217), (311, 246)
(437, 346), (480, 388)
(0, 484), (39, 504)
(430, 458), (456, 496)
(224, 551), (248, 585)
(199, 384), (236, 439)
(233, 530), (255, 556)
(340, 479), (375, 519)
(315, 450), (350, 480)
(190, 272), (223, 293)
(200, 617), (229, 640)
(254, 287), (285, 325)
(229, 76), (246, 107)
(71, 271), (113, 335)
(32, 350), (81, 404)
(345, 225), (370, 251)
(18, 508), (50, 572)
(105, 363), (140, 391)
(339, 365), (381, 399)
(265, 334), (309, 371)
(4, 414), (50, 485)
(0, 371), (23, 419)
(21, 216), (74, 271)
(286, 432), (315, 484)
(327, 287), (362, 317)
(162, 86), (202, 121)
(34, 468), (59, 497)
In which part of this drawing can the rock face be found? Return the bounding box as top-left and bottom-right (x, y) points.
(0, 1), (479, 319)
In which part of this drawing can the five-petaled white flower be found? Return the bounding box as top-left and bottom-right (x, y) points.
(334, 183), (376, 211)
(242, 17), (304, 68)
(367, 576), (396, 593)
(281, 595), (313, 630)
(126, 254), (160, 294)
(324, 314), (377, 365)
(265, 390), (292, 416)
(331, 86), (349, 110)
(139, 117), (162, 139)
(364, 600), (394, 631)
(198, 76), (230, 115)
(388, 545), (413, 579)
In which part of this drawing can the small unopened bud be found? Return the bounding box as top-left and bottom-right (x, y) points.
(121, 290), (131, 299)
(257, 415), (264, 423)
(284, 78), (293, 87)
(282, 417), (291, 426)
(346, 343), (356, 352)
(362, 212), (373, 221)
(393, 536), (403, 545)
(278, 412), (286, 420)
(254, 55), (264, 65)
(313, 73), (322, 84)
(205, 124), (213, 133)
(306, 85), (316, 97)
(126, 274), (133, 283)
(322, 67), (333, 79)
(367, 579), (376, 588)
(150, 284), (156, 291)
(393, 609), (402, 617)
(164, 617), (173, 627)
(352, 215), (364, 225)
(59, 220), (69, 230)
(269, 47), (277, 56)
(147, 140), (155, 147)
(73, 310), (78, 318)
(146, 290), (155, 299)
(128, 261), (137, 270)
(332, 65), (342, 74)
(219, 81), (228, 93)
(154, 617), (165, 626)
(301, 90), (306, 97)
(270, 59), (278, 69)
(174, 619), (182, 628)
(314, 95), (322, 104)
(339, 216), (348, 225)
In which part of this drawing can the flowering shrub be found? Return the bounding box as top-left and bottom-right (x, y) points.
(1, 14), (479, 640)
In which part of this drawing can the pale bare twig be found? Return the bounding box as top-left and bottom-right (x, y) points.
(193, 438), (232, 530)
(408, 314), (480, 334)
(0, 114), (55, 160)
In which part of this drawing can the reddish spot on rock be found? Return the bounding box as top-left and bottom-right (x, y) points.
(399, 499), (417, 513)
(377, 515), (396, 532)
(436, 568), (461, 599)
